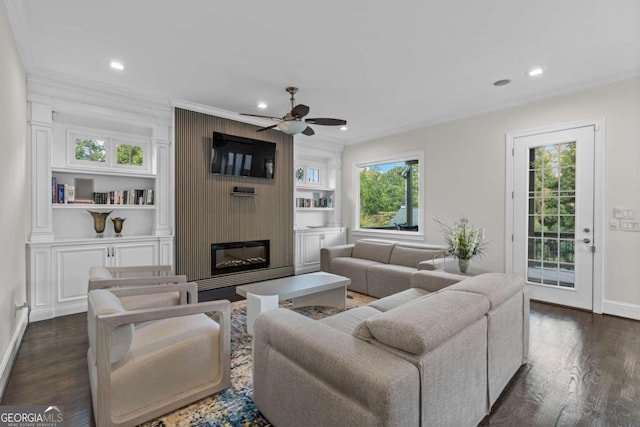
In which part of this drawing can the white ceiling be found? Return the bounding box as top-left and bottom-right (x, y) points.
(5, 0), (639, 144)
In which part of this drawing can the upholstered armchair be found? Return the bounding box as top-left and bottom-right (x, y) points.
(87, 287), (231, 427)
(88, 265), (197, 309)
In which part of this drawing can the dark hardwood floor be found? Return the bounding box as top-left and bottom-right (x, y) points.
(3, 294), (640, 426)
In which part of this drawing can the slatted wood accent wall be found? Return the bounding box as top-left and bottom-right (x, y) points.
(174, 108), (294, 290)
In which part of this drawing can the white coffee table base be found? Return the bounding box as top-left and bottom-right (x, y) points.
(237, 272), (350, 335)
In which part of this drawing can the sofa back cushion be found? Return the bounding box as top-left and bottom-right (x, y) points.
(354, 290), (489, 355)
(390, 244), (445, 268)
(446, 273), (524, 309)
(87, 289), (134, 364)
(352, 239), (396, 264)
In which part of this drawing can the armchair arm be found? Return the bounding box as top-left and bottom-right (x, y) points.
(88, 274), (187, 290)
(103, 265), (174, 277)
(93, 299), (230, 426)
(320, 244), (354, 272)
(107, 281), (198, 304)
(253, 309), (419, 427)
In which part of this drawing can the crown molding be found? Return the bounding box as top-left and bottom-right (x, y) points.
(27, 71), (172, 124)
(346, 70), (640, 146)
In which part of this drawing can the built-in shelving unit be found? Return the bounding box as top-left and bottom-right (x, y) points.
(26, 80), (174, 322)
(293, 145), (346, 274)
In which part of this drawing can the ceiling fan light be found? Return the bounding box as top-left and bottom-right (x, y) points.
(276, 120), (307, 135)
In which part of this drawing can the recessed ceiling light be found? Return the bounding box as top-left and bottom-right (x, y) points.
(339, 126), (348, 131)
(528, 67), (543, 77)
(493, 79), (511, 87)
(257, 102), (268, 109)
(110, 61), (124, 71)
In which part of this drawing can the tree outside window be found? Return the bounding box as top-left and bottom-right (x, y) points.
(75, 138), (106, 162)
(358, 159), (420, 231)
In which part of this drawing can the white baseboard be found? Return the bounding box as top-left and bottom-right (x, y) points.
(0, 308), (29, 400)
(603, 300), (640, 321)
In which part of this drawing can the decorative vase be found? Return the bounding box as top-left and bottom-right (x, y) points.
(88, 210), (112, 238)
(458, 259), (470, 274)
(111, 217), (126, 237)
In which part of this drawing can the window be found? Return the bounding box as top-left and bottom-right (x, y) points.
(67, 130), (151, 173)
(355, 153), (422, 233)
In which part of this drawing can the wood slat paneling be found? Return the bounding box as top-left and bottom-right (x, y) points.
(174, 108), (294, 288)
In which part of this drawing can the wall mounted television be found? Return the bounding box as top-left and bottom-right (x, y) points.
(210, 132), (276, 179)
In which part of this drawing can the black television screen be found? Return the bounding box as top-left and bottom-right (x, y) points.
(210, 132), (276, 179)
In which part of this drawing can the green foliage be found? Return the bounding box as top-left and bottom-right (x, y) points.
(359, 162), (419, 228)
(528, 142), (576, 264)
(436, 217), (486, 260)
(75, 138), (106, 162)
(116, 144), (144, 166)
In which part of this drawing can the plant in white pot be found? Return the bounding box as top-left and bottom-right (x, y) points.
(436, 217), (486, 273)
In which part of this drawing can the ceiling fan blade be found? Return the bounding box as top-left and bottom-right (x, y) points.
(256, 124), (278, 132)
(240, 113), (282, 120)
(291, 104), (310, 119)
(305, 118), (347, 126)
(301, 126), (315, 136)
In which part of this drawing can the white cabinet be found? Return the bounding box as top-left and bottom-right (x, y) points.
(294, 227), (346, 274)
(29, 238), (163, 321)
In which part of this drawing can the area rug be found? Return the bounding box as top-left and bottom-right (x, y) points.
(141, 291), (374, 427)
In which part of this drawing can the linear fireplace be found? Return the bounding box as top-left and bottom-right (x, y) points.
(211, 240), (270, 276)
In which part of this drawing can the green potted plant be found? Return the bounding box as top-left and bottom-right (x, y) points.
(436, 217), (486, 273)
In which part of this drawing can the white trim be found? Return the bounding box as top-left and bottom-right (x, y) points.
(603, 300), (640, 321)
(0, 309), (29, 400)
(352, 229), (424, 241)
(505, 118), (605, 314)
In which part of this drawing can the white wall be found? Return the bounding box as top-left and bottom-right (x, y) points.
(0, 1), (27, 396)
(343, 78), (640, 307)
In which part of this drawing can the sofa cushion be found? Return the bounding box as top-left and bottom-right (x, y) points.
(330, 257), (380, 294)
(87, 290), (134, 364)
(366, 264), (417, 298)
(354, 290), (490, 356)
(368, 288), (430, 312)
(389, 244), (444, 268)
(352, 239), (396, 264)
(319, 306), (382, 335)
(446, 273), (524, 309)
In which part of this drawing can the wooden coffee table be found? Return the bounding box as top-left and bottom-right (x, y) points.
(236, 272), (350, 333)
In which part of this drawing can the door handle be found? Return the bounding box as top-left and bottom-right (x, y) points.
(579, 238), (591, 244)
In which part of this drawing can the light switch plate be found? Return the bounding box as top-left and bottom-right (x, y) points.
(614, 208), (636, 219)
(609, 220), (619, 231)
(620, 220), (640, 232)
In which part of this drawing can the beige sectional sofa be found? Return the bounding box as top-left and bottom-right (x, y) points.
(321, 239), (447, 298)
(253, 273), (529, 427)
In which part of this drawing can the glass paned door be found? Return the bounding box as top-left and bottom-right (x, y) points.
(513, 126), (595, 310)
(527, 142), (576, 288)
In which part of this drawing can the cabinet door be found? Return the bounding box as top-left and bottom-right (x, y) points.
(112, 241), (158, 267)
(322, 230), (344, 248)
(301, 233), (322, 267)
(52, 244), (108, 308)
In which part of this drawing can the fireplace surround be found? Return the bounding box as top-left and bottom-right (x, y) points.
(211, 240), (270, 275)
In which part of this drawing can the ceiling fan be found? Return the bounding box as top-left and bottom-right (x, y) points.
(240, 86), (347, 136)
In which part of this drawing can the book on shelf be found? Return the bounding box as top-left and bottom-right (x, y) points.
(51, 177), (56, 203)
(295, 197), (333, 208)
(65, 184), (75, 203)
(91, 188), (155, 206)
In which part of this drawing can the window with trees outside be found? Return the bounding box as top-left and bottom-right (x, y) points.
(356, 154), (421, 233)
(68, 131), (149, 172)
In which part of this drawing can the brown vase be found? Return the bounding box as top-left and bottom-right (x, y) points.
(111, 217), (126, 237)
(88, 210), (112, 238)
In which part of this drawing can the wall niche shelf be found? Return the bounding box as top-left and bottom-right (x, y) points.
(231, 192), (258, 197)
